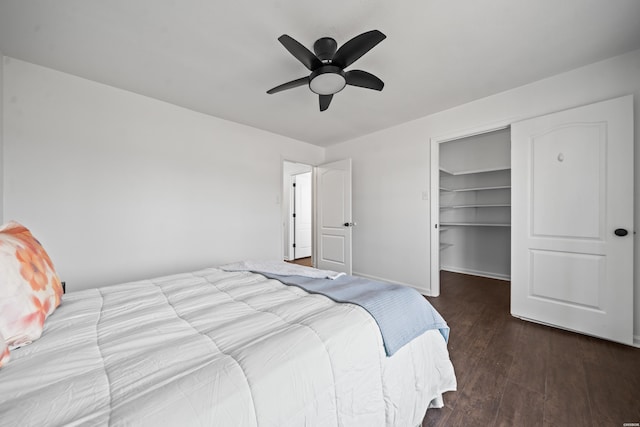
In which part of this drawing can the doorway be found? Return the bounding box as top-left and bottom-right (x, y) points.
(430, 125), (512, 297)
(283, 161), (313, 264)
(282, 158), (354, 275)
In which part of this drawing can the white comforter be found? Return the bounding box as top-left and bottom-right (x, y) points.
(0, 268), (456, 426)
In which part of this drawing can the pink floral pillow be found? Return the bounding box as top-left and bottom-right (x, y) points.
(0, 221), (63, 365)
(0, 331), (9, 367)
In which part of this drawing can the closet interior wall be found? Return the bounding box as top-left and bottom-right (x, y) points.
(439, 128), (511, 280)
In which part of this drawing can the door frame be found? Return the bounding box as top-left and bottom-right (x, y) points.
(282, 159), (351, 270)
(429, 121), (512, 296)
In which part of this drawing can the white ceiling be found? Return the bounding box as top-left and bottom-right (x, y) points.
(1, 1), (639, 147)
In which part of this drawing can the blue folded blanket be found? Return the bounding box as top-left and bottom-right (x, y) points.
(259, 272), (449, 356)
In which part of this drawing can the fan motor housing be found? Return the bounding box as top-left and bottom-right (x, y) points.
(313, 37), (338, 62)
(309, 65), (346, 95)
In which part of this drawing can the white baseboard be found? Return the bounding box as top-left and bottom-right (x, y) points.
(634, 335), (640, 348)
(440, 266), (510, 282)
(352, 271), (432, 296)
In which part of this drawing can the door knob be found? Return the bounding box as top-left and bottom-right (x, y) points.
(343, 222), (354, 227)
(614, 228), (628, 236)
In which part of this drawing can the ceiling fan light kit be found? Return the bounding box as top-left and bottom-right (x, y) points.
(309, 66), (346, 95)
(267, 30), (386, 111)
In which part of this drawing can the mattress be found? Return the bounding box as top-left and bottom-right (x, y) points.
(0, 267), (456, 426)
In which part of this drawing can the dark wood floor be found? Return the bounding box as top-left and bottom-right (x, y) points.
(422, 271), (640, 427)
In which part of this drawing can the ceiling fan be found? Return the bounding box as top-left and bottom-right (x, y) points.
(267, 30), (386, 111)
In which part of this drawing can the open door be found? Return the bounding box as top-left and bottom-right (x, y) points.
(315, 159), (353, 274)
(511, 95), (634, 345)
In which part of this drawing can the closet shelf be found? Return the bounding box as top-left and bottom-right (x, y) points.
(441, 204), (511, 209)
(439, 168), (453, 176)
(441, 185), (511, 192)
(439, 166), (510, 176)
(440, 222), (511, 227)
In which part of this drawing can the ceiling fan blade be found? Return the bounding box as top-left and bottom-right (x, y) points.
(278, 35), (323, 71)
(332, 30), (386, 69)
(345, 70), (384, 91)
(319, 94), (333, 111)
(267, 77), (309, 94)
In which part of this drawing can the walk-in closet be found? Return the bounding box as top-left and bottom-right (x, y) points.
(437, 128), (511, 281)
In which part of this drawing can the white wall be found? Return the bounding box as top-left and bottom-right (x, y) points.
(2, 58), (324, 291)
(325, 49), (640, 338)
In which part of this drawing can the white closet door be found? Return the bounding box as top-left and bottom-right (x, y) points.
(511, 95), (633, 345)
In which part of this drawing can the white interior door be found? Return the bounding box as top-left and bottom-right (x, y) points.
(511, 95), (633, 345)
(315, 159), (352, 274)
(293, 172), (312, 259)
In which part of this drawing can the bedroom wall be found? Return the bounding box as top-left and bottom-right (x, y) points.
(2, 58), (324, 291)
(324, 49), (640, 339)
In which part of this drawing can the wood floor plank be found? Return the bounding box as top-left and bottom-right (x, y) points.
(543, 359), (593, 427)
(421, 404), (451, 427)
(481, 314), (523, 364)
(493, 381), (544, 427)
(444, 349), (476, 408)
(506, 322), (549, 394)
(444, 355), (511, 426)
(583, 360), (640, 424)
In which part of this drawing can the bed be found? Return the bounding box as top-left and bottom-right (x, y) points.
(0, 228), (456, 426)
